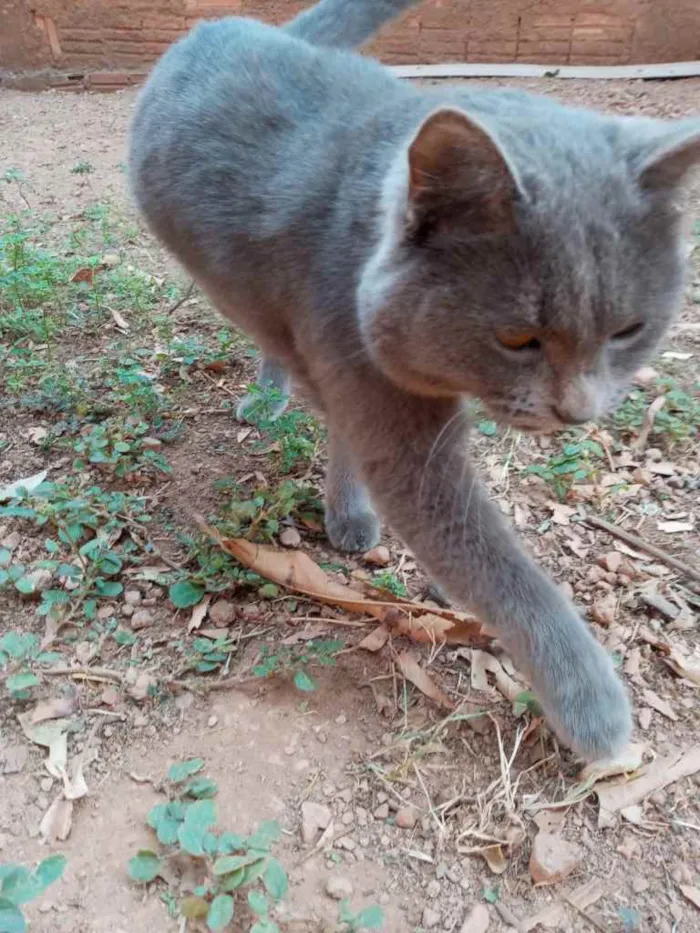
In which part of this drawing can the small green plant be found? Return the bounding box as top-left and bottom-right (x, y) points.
(610, 380), (700, 445)
(0, 631), (61, 699)
(242, 383), (324, 473)
(252, 639), (344, 691)
(70, 161), (94, 175)
(0, 854), (66, 932)
(525, 437), (604, 500)
(0, 479), (155, 627)
(337, 900), (384, 932)
(371, 571), (407, 598)
(128, 760), (288, 932)
(216, 478), (322, 542)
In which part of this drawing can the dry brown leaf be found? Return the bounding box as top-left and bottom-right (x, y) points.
(470, 649), (495, 694)
(40, 794), (73, 842)
(680, 885), (700, 912)
(663, 649), (700, 686)
(70, 266), (94, 284)
(480, 845), (507, 875)
(62, 756), (89, 801)
(579, 743), (645, 784)
(596, 745), (700, 823)
(591, 592), (617, 627)
(188, 594), (211, 634)
(533, 809), (567, 834)
(358, 624), (391, 652)
(395, 650), (453, 710)
(633, 395), (666, 453)
(110, 308), (130, 332)
(642, 688), (677, 721)
(201, 524), (488, 646)
(31, 691), (79, 724)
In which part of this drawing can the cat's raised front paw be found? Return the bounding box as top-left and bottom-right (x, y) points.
(541, 640), (632, 762)
(325, 508), (380, 552)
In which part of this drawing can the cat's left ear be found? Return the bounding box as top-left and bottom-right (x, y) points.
(636, 121), (700, 191)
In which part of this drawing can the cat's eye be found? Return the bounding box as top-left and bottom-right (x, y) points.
(612, 322), (644, 341)
(496, 333), (542, 352)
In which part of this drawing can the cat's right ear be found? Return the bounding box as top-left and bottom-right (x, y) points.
(406, 108), (521, 236)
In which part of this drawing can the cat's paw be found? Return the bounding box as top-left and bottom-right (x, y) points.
(541, 641), (632, 762)
(236, 391), (289, 423)
(325, 508), (380, 552)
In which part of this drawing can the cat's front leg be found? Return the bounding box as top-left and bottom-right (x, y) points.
(327, 377), (631, 761)
(324, 431), (381, 552)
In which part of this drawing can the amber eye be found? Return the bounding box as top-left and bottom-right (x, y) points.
(612, 322), (644, 341)
(497, 333), (542, 352)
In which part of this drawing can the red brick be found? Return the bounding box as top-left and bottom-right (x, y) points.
(572, 25), (632, 42)
(141, 13), (187, 30)
(89, 70), (135, 84)
(467, 38), (518, 58)
(58, 28), (104, 42)
(517, 39), (571, 58)
(570, 39), (629, 57)
(419, 27), (469, 57)
(574, 12), (628, 28)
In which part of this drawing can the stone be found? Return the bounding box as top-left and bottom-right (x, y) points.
(363, 545), (391, 566)
(422, 907), (441, 929)
(101, 250), (121, 267)
(325, 875), (354, 900)
(2, 745), (29, 775)
(1, 531), (20, 551)
(395, 806), (418, 829)
(19, 568), (53, 598)
(280, 526), (301, 548)
(130, 609), (154, 631)
(426, 879), (441, 898)
(460, 904), (490, 933)
(529, 832), (582, 886)
(207, 715), (218, 728)
(124, 589), (142, 606)
(210, 599), (236, 626)
(301, 801), (332, 845)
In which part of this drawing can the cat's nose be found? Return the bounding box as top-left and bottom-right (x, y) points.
(553, 406), (590, 426)
(555, 375), (602, 425)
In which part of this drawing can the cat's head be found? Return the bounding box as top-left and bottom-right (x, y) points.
(357, 101), (700, 432)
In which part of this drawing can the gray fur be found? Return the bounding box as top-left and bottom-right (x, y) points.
(129, 2), (700, 761)
(287, 0), (420, 48)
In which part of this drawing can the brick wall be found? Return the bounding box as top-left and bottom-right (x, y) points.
(2, 0), (699, 79)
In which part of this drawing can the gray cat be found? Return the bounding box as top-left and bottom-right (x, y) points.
(129, 0), (700, 761)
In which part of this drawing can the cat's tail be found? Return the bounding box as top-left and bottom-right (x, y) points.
(285, 0), (421, 49)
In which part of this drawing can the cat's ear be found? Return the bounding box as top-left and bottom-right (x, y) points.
(406, 108), (520, 235)
(636, 122), (700, 191)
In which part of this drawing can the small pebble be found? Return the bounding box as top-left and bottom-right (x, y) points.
(207, 714), (218, 728)
(395, 806), (418, 829)
(325, 875), (354, 900)
(422, 906), (441, 929)
(131, 609), (154, 631)
(280, 526), (301, 548)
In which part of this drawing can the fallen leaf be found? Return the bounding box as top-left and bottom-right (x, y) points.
(40, 795), (73, 841)
(0, 469), (48, 501)
(579, 743), (645, 784)
(200, 523), (488, 647)
(459, 903), (490, 933)
(17, 714), (73, 777)
(620, 804), (646, 826)
(638, 708), (652, 730)
(548, 502), (576, 525)
(663, 648), (700, 686)
(395, 651), (453, 709)
(648, 461), (675, 476)
(662, 351), (693, 361)
(533, 810), (567, 834)
(363, 545), (391, 566)
(110, 308), (130, 331)
(657, 520), (694, 534)
(470, 649), (495, 694)
(596, 746), (700, 823)
(70, 266), (94, 284)
(188, 595), (211, 634)
(591, 592), (617, 627)
(680, 885), (700, 911)
(480, 845), (507, 875)
(31, 690), (79, 724)
(642, 689), (677, 721)
(62, 756), (89, 801)
(358, 624), (391, 652)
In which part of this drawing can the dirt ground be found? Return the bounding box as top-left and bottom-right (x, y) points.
(0, 75), (699, 933)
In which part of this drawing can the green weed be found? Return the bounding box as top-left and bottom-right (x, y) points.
(610, 380), (700, 445)
(524, 437), (604, 500)
(215, 478), (322, 543)
(252, 638), (344, 691)
(0, 854), (66, 931)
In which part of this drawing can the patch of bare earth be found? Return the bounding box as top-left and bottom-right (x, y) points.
(1, 78), (699, 933)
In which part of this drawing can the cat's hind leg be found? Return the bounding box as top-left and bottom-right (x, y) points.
(325, 431), (380, 552)
(236, 355), (291, 423)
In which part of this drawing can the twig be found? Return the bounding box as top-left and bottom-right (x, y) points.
(43, 666), (124, 684)
(166, 280), (195, 315)
(633, 394), (666, 453)
(584, 513), (700, 586)
(493, 901), (525, 932)
(167, 674), (259, 693)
